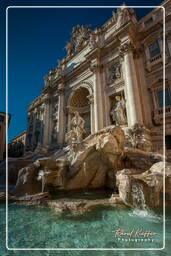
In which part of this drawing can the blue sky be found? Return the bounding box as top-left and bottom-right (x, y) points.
(0, 0), (162, 141)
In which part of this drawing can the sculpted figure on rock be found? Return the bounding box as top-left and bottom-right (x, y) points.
(66, 111), (86, 145)
(71, 111), (86, 143)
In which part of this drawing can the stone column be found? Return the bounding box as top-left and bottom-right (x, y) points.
(134, 50), (153, 127)
(31, 108), (37, 150)
(87, 94), (95, 133)
(43, 97), (50, 148)
(39, 103), (45, 145)
(67, 107), (72, 132)
(102, 71), (111, 127)
(120, 41), (143, 126)
(90, 58), (105, 132)
(57, 83), (65, 146)
(24, 112), (31, 152)
(166, 32), (171, 57)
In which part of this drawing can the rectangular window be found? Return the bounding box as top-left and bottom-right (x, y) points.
(0, 115), (4, 122)
(157, 88), (171, 108)
(149, 41), (160, 58)
(166, 135), (171, 150)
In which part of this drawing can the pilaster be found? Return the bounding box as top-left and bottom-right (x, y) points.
(90, 58), (105, 132)
(43, 96), (50, 147)
(120, 40), (143, 126)
(57, 83), (65, 146)
(87, 94), (95, 133)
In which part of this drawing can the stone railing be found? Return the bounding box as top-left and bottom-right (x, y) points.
(156, 106), (171, 115)
(150, 53), (162, 64)
(146, 53), (163, 72)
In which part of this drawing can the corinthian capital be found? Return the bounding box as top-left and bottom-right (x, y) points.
(119, 41), (134, 56)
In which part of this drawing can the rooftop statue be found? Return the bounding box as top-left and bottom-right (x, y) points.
(65, 24), (92, 56)
(116, 4), (137, 28)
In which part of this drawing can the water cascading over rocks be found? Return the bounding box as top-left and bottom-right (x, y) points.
(131, 183), (147, 209)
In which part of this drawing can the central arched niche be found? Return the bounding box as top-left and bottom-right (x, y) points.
(67, 87), (91, 137)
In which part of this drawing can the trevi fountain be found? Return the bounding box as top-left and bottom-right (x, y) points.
(1, 2), (171, 256)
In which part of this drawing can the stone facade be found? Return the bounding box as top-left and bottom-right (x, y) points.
(8, 131), (26, 158)
(0, 112), (11, 162)
(25, 2), (171, 158)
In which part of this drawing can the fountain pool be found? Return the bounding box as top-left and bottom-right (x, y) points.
(1, 201), (171, 256)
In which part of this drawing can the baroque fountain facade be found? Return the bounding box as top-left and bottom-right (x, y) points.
(3, 2), (171, 211)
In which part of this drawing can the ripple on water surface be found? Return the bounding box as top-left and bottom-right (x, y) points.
(1, 204), (171, 256)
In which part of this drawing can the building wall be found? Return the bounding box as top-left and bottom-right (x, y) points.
(8, 131), (26, 158)
(0, 112), (10, 162)
(25, 1), (171, 157)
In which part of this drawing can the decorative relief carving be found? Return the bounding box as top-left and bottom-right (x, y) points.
(108, 62), (121, 84)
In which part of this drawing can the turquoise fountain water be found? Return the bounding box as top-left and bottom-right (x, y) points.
(0, 190), (171, 256)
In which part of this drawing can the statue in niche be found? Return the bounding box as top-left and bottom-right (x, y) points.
(53, 102), (58, 113)
(71, 111), (86, 143)
(109, 63), (121, 83)
(110, 96), (127, 126)
(52, 102), (58, 120)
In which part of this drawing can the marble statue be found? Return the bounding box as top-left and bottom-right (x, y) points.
(65, 24), (92, 56)
(71, 111), (86, 143)
(65, 41), (74, 57)
(89, 33), (97, 49)
(110, 96), (127, 125)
